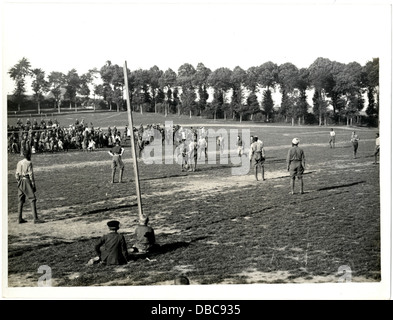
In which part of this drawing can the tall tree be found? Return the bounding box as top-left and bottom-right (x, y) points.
(131, 68), (152, 114)
(230, 66), (247, 122)
(247, 92), (260, 121)
(177, 63), (197, 117)
(208, 67), (232, 120)
(173, 87), (181, 114)
(257, 61), (278, 90)
(64, 69), (81, 110)
(261, 89), (274, 121)
(87, 68), (100, 110)
(48, 71), (65, 113)
(111, 64), (125, 112)
(257, 62), (278, 122)
(93, 84), (104, 108)
(308, 57), (333, 125)
(148, 65), (163, 113)
(194, 63), (212, 116)
(325, 60), (345, 121)
(124, 66), (136, 112)
(8, 57), (31, 112)
(244, 66), (259, 93)
(362, 58), (379, 126)
(31, 68), (49, 115)
(159, 68), (177, 116)
(294, 68), (311, 124)
(79, 72), (93, 106)
(277, 62), (298, 122)
(334, 62), (363, 125)
(100, 61), (115, 110)
(155, 88), (165, 107)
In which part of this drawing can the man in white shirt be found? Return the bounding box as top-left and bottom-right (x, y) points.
(15, 150), (44, 224)
(198, 136), (208, 161)
(188, 138), (198, 172)
(250, 136), (265, 181)
(236, 135), (244, 157)
(329, 128), (336, 148)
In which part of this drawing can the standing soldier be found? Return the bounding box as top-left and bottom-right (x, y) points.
(286, 138), (306, 195)
(15, 150), (44, 223)
(217, 134), (225, 154)
(236, 135), (244, 157)
(177, 139), (189, 172)
(108, 141), (125, 183)
(329, 128), (336, 148)
(350, 131), (359, 158)
(198, 135), (208, 161)
(250, 136), (265, 181)
(188, 138), (198, 172)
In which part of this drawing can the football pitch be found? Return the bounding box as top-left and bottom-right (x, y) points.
(5, 111), (382, 293)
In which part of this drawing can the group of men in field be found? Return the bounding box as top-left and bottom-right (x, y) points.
(14, 122), (380, 280)
(14, 123), (381, 224)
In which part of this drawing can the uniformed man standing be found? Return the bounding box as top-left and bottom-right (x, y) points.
(286, 138), (306, 195)
(15, 150), (44, 223)
(108, 140), (125, 183)
(250, 136), (265, 181)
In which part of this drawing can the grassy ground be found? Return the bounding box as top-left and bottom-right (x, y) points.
(6, 111), (381, 289)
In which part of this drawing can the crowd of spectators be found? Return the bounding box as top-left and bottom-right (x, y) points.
(7, 117), (203, 156)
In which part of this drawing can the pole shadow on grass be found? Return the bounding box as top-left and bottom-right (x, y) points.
(81, 203), (138, 216)
(317, 180), (366, 191)
(269, 171), (316, 180)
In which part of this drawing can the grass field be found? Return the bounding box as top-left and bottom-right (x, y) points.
(5, 111), (381, 290)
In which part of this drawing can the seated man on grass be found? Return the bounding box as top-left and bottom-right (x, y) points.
(91, 220), (129, 265)
(129, 216), (159, 254)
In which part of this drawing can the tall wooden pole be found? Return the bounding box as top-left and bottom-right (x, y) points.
(123, 61), (144, 219)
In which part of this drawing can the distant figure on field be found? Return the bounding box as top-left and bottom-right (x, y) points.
(129, 216), (159, 254)
(350, 131), (360, 158)
(188, 138), (198, 172)
(137, 135), (145, 159)
(329, 128), (336, 148)
(198, 136), (208, 161)
(87, 138), (96, 151)
(217, 134), (224, 154)
(250, 136), (265, 181)
(236, 135), (244, 157)
(108, 140), (125, 183)
(178, 139), (189, 172)
(286, 138), (306, 195)
(374, 133), (380, 164)
(94, 220), (129, 265)
(15, 150), (44, 224)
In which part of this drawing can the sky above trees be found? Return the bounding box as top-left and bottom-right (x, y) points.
(2, 1), (391, 96)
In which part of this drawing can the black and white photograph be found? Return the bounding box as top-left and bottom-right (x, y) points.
(1, 0), (392, 301)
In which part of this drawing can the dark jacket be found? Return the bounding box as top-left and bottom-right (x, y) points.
(95, 232), (128, 265)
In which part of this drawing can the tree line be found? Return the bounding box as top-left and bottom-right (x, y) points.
(8, 57), (379, 126)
